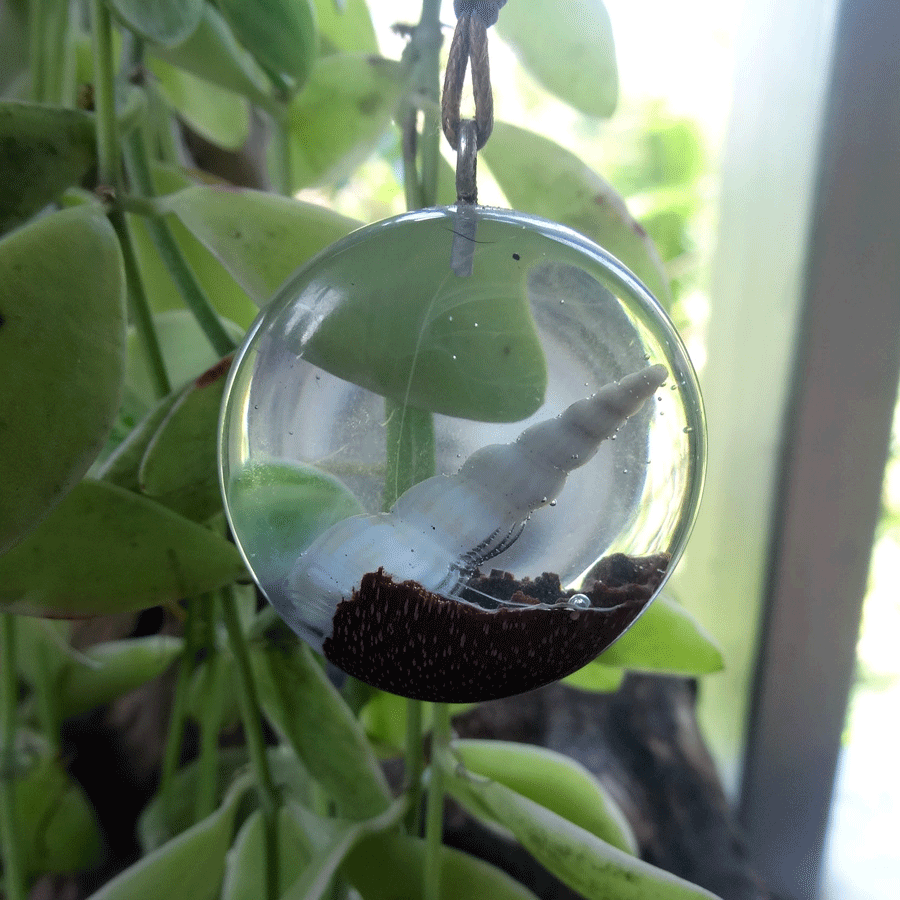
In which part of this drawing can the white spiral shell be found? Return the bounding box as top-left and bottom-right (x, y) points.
(282, 364), (667, 642)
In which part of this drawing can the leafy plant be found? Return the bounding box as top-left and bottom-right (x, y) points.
(0, 2), (721, 899)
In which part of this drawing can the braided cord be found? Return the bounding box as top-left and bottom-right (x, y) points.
(442, 1), (506, 150)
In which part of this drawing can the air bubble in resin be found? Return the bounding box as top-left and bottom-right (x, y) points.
(219, 206), (705, 702)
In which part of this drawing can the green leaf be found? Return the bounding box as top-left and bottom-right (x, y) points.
(96, 389), (183, 491)
(104, 0), (203, 48)
(226, 461), (364, 587)
(561, 662), (624, 693)
(481, 121), (671, 305)
(312, 0), (377, 53)
(125, 309), (243, 408)
(148, 2), (272, 105)
(279, 54), (402, 191)
(0, 206), (125, 555)
(452, 739), (637, 855)
(138, 751), (243, 852)
(139, 355), (232, 521)
(87, 773), (252, 900)
(0, 480), (245, 617)
(148, 54), (250, 149)
(138, 746), (310, 850)
(13, 617), (72, 688)
(185, 652), (241, 733)
(158, 185), (358, 304)
(343, 832), (542, 900)
(360, 691), (475, 757)
(445, 760), (722, 900)
(496, 0), (618, 118)
(383, 401), (436, 509)
(282, 798), (407, 900)
(252, 642), (392, 819)
(0, 101), (95, 233)
(127, 166), (260, 329)
(286, 212), (548, 422)
(15, 751), (102, 875)
(218, 0), (317, 91)
(221, 807), (314, 900)
(594, 594), (724, 674)
(56, 636), (184, 718)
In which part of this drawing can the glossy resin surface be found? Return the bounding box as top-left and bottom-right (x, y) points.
(220, 206), (705, 700)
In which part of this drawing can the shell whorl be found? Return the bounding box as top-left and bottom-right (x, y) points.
(283, 364), (667, 633)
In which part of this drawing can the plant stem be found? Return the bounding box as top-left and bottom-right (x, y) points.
(401, 106), (424, 210)
(404, 697), (425, 834)
(91, 0), (171, 397)
(28, 0), (47, 103)
(423, 703), (451, 900)
(417, 0), (444, 207)
(89, 0), (121, 188)
(31, 639), (60, 751)
(269, 112), (294, 197)
(123, 125), (237, 358)
(383, 399), (436, 510)
(196, 596), (224, 820)
(44, 0), (71, 105)
(221, 586), (280, 900)
(109, 207), (172, 398)
(158, 596), (200, 819)
(396, 0), (444, 844)
(0, 614), (27, 900)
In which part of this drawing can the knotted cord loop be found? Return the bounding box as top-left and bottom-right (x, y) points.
(453, 0), (507, 28)
(442, 1), (505, 151)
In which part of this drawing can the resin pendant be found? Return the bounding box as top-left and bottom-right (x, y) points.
(219, 205), (705, 702)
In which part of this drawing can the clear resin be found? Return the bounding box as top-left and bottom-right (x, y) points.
(219, 206), (705, 701)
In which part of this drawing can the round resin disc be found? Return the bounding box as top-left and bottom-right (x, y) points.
(219, 206), (705, 701)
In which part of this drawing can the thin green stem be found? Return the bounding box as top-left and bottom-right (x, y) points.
(196, 596), (224, 821)
(394, 0), (445, 846)
(118, 194), (169, 218)
(147, 85), (181, 166)
(398, 40), (424, 210)
(28, 0), (47, 102)
(44, 0), (70, 105)
(158, 598), (201, 818)
(401, 111), (425, 210)
(423, 703), (451, 900)
(89, 0), (121, 187)
(92, 1), (172, 397)
(221, 586), (280, 900)
(109, 207), (172, 398)
(31, 640), (60, 751)
(417, 0), (444, 207)
(0, 614), (27, 900)
(269, 112), (294, 197)
(403, 698), (425, 835)
(123, 128), (237, 358)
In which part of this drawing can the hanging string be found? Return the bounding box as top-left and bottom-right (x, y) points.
(442, 0), (506, 151)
